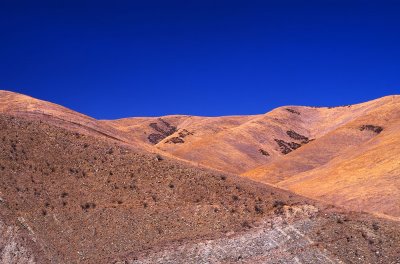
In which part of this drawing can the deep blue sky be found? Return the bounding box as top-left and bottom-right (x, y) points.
(1, 0), (399, 119)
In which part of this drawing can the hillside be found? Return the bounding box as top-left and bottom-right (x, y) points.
(243, 95), (400, 219)
(1, 91), (400, 220)
(1, 114), (400, 263)
(0, 90), (151, 152)
(103, 96), (397, 175)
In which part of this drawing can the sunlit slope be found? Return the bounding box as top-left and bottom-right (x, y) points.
(105, 101), (381, 174)
(105, 96), (396, 174)
(244, 95), (400, 218)
(278, 120), (400, 217)
(0, 90), (150, 151)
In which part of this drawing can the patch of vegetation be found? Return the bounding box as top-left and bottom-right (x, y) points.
(148, 133), (165, 144)
(254, 205), (264, 214)
(241, 221), (251, 229)
(178, 129), (194, 138)
(155, 154), (163, 161)
(286, 108), (300, 115)
(147, 118), (177, 144)
(286, 130), (309, 143)
(106, 148), (114, 155)
(273, 200), (286, 215)
(258, 148), (270, 156)
(274, 139), (293, 154)
(81, 202), (96, 212)
(359, 125), (383, 134)
(165, 137), (185, 144)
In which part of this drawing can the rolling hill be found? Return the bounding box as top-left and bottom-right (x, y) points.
(1, 90), (399, 263)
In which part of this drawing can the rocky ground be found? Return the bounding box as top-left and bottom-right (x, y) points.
(0, 114), (400, 263)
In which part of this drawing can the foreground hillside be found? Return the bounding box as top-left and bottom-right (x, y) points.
(1, 114), (400, 263)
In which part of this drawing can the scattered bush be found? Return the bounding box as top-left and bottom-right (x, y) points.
(165, 137), (184, 144)
(241, 221), (251, 229)
(254, 205), (264, 214)
(258, 149), (270, 156)
(106, 148), (114, 155)
(81, 202), (96, 212)
(286, 108), (300, 115)
(359, 125), (383, 134)
(286, 130), (309, 143)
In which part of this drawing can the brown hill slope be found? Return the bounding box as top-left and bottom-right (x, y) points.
(2, 91), (400, 220)
(1, 114), (400, 263)
(103, 95), (397, 174)
(243, 95), (400, 219)
(0, 90), (151, 151)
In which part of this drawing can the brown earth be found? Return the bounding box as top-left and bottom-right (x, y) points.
(1, 90), (400, 263)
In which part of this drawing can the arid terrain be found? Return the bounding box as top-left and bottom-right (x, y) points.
(0, 90), (399, 263)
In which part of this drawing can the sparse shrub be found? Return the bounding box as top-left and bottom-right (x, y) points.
(241, 221), (251, 229)
(254, 205), (263, 214)
(273, 200), (285, 208)
(69, 168), (78, 174)
(106, 148), (114, 155)
(286, 130), (309, 143)
(220, 175), (227, 181)
(286, 108), (300, 115)
(273, 200), (285, 215)
(81, 202), (96, 212)
(258, 149), (270, 156)
(232, 195), (239, 201)
(165, 137), (184, 144)
(359, 125), (383, 134)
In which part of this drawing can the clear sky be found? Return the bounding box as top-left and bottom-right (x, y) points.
(1, 0), (399, 119)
